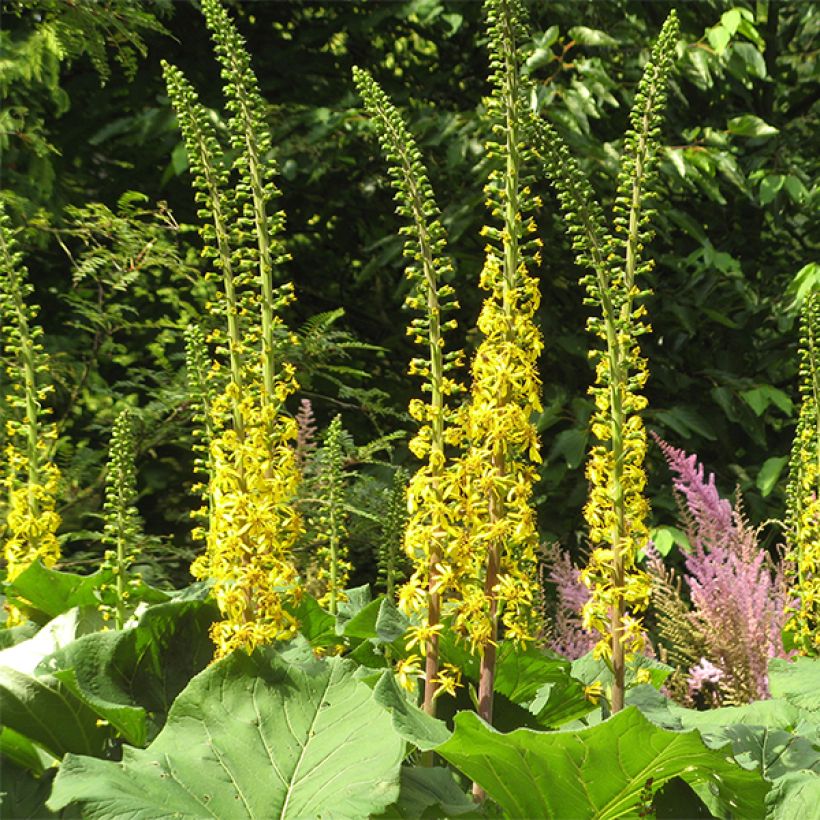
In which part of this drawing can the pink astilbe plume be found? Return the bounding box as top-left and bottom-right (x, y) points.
(542, 543), (597, 659)
(654, 436), (792, 704)
(294, 398), (318, 468)
(653, 434), (734, 553)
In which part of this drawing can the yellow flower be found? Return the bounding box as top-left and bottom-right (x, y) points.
(432, 663), (462, 698)
(406, 622), (443, 654)
(395, 654), (423, 693)
(584, 681), (604, 705)
(194, 373), (304, 659)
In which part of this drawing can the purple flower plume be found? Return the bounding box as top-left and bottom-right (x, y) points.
(542, 543), (596, 659)
(295, 398), (318, 467)
(655, 436), (792, 702)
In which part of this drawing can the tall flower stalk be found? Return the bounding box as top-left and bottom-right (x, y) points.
(353, 66), (465, 716)
(529, 10), (679, 711)
(200, 0), (289, 407)
(461, 0), (543, 735)
(164, 0), (302, 659)
(378, 467), (409, 602)
(0, 208), (61, 626)
(99, 407), (143, 630)
(299, 414), (351, 614)
(785, 290), (820, 655)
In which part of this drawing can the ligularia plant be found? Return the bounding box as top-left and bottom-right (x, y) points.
(529, 10), (680, 711)
(353, 65), (466, 714)
(785, 289), (820, 655)
(300, 414), (351, 615)
(459, 0), (544, 730)
(0, 207), (62, 626)
(98, 407), (143, 629)
(163, 0), (303, 659)
(355, 0), (544, 732)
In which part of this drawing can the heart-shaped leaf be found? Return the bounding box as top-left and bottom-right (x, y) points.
(49, 650), (406, 819)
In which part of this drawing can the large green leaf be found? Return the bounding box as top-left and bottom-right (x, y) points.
(527, 675), (595, 729)
(40, 597), (217, 743)
(0, 762), (72, 819)
(5, 562), (168, 621)
(436, 707), (770, 819)
(292, 593), (338, 649)
(0, 666), (110, 759)
(0, 726), (54, 775)
(765, 772), (820, 818)
(0, 621), (38, 650)
(376, 767), (479, 819)
(0, 607), (103, 675)
(627, 684), (808, 735)
(343, 596), (409, 645)
(4, 563), (108, 620)
(49, 650), (406, 819)
(626, 685), (820, 818)
(437, 636), (594, 728)
(372, 668), (450, 751)
(572, 650), (673, 692)
(493, 642), (570, 704)
(769, 657), (820, 718)
(334, 584), (373, 632)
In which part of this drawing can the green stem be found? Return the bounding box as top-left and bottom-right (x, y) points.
(329, 491), (339, 618)
(0, 229), (45, 505)
(115, 503), (127, 630)
(227, 57), (278, 405)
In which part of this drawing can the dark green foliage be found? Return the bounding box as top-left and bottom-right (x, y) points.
(0, 0), (171, 218)
(0, 0), (813, 583)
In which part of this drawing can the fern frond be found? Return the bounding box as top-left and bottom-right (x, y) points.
(645, 547), (703, 698)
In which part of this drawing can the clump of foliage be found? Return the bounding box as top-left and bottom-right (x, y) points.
(1, 3), (818, 820)
(0, 0), (171, 216)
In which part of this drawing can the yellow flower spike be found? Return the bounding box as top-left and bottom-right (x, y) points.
(1, 209), (62, 624)
(785, 291), (820, 655)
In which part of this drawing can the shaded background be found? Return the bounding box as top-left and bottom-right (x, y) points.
(1, 0), (816, 583)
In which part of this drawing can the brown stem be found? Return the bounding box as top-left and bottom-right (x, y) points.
(473, 459), (503, 801)
(476, 541), (500, 725)
(420, 549), (441, 768)
(610, 597), (626, 712)
(423, 557), (441, 717)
